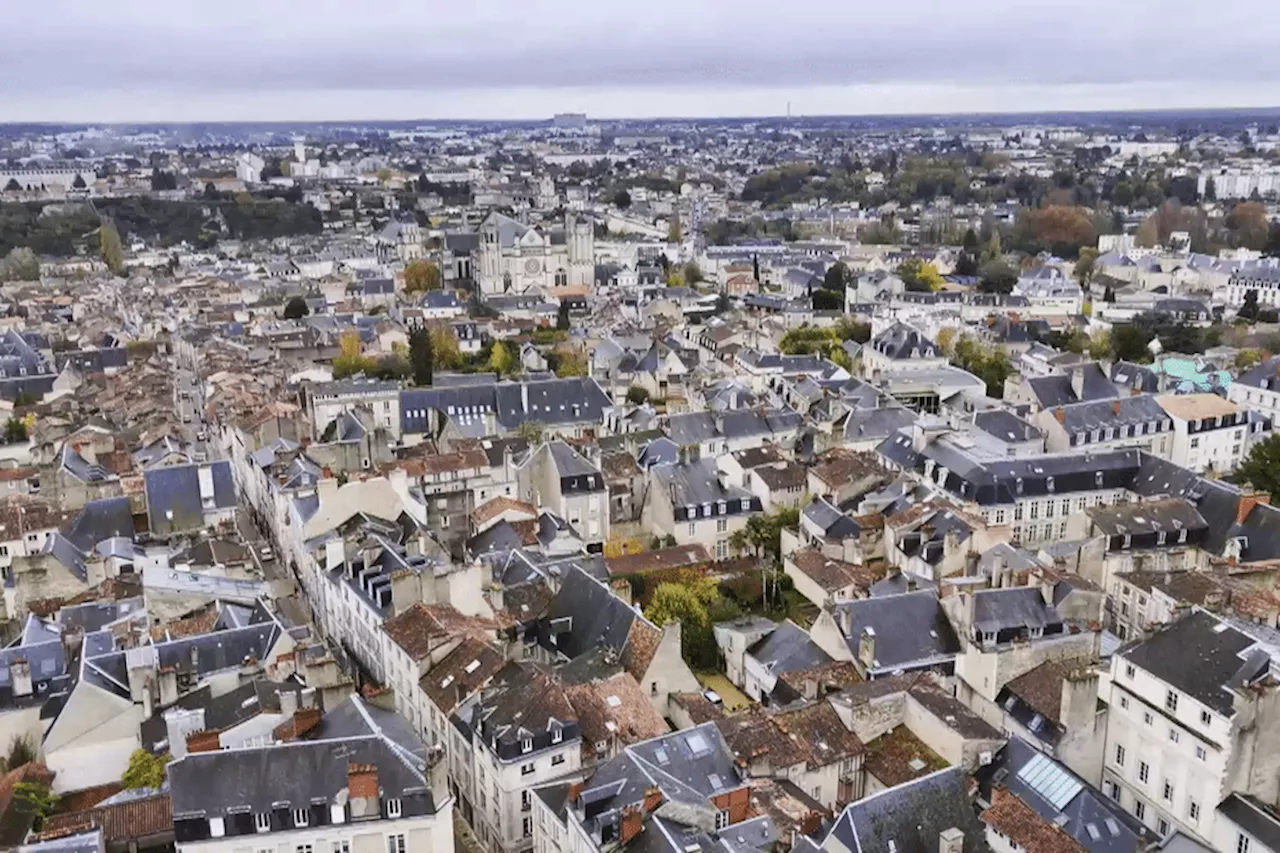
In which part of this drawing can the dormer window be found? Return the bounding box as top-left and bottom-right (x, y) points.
(387, 798), (402, 819)
(293, 808), (309, 828)
(521, 737), (533, 753)
(210, 817), (226, 837)
(1157, 531), (1167, 545)
(1095, 471), (1104, 487)
(1046, 477), (1055, 493)
(980, 631), (995, 646)
(255, 812), (271, 833)
(551, 726), (563, 744)
(1015, 477), (1023, 495)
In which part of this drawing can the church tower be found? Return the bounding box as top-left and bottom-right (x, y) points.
(566, 213), (594, 287)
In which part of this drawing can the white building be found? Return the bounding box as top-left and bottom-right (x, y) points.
(1156, 394), (1248, 474)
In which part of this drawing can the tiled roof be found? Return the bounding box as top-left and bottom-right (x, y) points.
(981, 788), (1087, 853)
(382, 603), (496, 662)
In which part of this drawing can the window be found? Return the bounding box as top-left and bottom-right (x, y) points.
(255, 812), (271, 833)
(716, 519), (727, 534)
(1120, 696), (1129, 709)
(716, 810), (730, 831)
(1014, 505), (1024, 521)
(1135, 801), (1146, 821)
(1158, 819), (1170, 837)
(333, 843), (351, 853)
(1191, 437), (1201, 449)
(1045, 502), (1055, 518)
(1139, 761), (1149, 784)
(1030, 503), (1039, 520)
(1196, 745), (1207, 761)
(1200, 710), (1212, 727)
(1165, 690), (1178, 713)
(387, 798), (402, 818)
(687, 523), (696, 537)
(740, 499), (750, 511)
(1163, 780), (1174, 801)
(210, 817), (225, 837)
(522, 762), (535, 775)
(522, 791), (532, 812)
(294, 808), (309, 828)
(1169, 729), (1179, 744)
(1115, 744), (1126, 767)
(1143, 711), (1153, 726)
(552, 754), (565, 766)
(523, 817), (533, 838)
(995, 509), (1006, 525)
(1104, 781), (1121, 801)
(387, 835), (407, 853)
(297, 847), (313, 853)
(1190, 801), (1201, 821)
(1125, 662), (1135, 678)
(551, 727), (562, 744)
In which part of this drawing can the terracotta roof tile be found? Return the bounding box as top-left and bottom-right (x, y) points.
(981, 788), (1088, 853)
(382, 603), (497, 662)
(606, 544), (711, 577)
(621, 619), (662, 681)
(37, 794), (172, 845)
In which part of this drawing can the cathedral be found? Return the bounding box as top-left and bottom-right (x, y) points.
(475, 211), (594, 295)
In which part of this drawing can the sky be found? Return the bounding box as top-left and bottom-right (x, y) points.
(3, 0), (1278, 122)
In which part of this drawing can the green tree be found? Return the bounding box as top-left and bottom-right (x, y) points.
(683, 261), (704, 285)
(121, 748), (169, 790)
(1111, 324), (1152, 362)
(728, 507), (799, 564)
(823, 261), (850, 291)
(1, 736), (36, 773)
(553, 348), (587, 377)
(13, 780), (57, 833)
(979, 259), (1018, 294)
(1237, 435), (1280, 497)
(1241, 290), (1261, 323)
(100, 219), (124, 276)
(283, 296), (309, 319)
(1, 248), (39, 281)
(515, 420), (544, 444)
(626, 385), (651, 405)
(613, 189), (632, 209)
(429, 325), (463, 371)
(488, 341), (516, 377)
(556, 301), (571, 331)
(3, 418), (28, 444)
(951, 335), (1014, 397)
(1074, 247), (1098, 290)
(404, 259), (441, 292)
(409, 327), (433, 386)
(897, 258), (944, 292)
(667, 214), (682, 243)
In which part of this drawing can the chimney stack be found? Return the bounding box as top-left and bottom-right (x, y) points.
(1237, 490), (1270, 526)
(620, 805), (644, 845)
(940, 827), (964, 853)
(280, 689), (299, 719)
(1070, 365), (1086, 401)
(186, 729), (222, 753)
(858, 627), (877, 670)
(9, 660), (32, 698)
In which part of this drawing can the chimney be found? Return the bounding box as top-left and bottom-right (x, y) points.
(940, 827), (964, 853)
(620, 805), (644, 845)
(837, 605), (853, 638)
(858, 627), (877, 670)
(9, 659), (32, 698)
(569, 782), (585, 803)
(1112, 400), (1121, 415)
(280, 689), (299, 719)
(274, 706), (324, 743)
(1237, 490), (1270, 526)
(348, 763), (381, 818)
(1054, 407), (1065, 424)
(643, 787), (663, 813)
(1070, 365), (1085, 401)
(186, 729), (222, 753)
(943, 528), (959, 556)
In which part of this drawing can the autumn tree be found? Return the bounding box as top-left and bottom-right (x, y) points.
(1074, 247), (1098, 290)
(403, 260), (441, 292)
(429, 325), (463, 371)
(100, 219), (124, 275)
(936, 327), (958, 355)
(122, 748), (169, 790)
(0, 248), (39, 282)
(553, 348), (587, 377)
(684, 261), (704, 285)
(488, 341), (516, 377)
(1229, 202), (1270, 250)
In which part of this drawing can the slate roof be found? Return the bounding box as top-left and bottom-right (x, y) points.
(870, 323), (940, 360)
(144, 461), (236, 537)
(1219, 795), (1280, 853)
(1026, 364), (1118, 409)
(974, 410), (1042, 444)
(63, 497), (135, 553)
(972, 588), (1064, 636)
(829, 767), (985, 853)
(831, 592), (959, 675)
(1117, 608), (1264, 716)
(400, 377), (612, 436)
(746, 620), (831, 675)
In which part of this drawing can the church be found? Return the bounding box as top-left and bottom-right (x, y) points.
(475, 211), (594, 295)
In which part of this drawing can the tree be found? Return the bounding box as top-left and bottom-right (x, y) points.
(283, 296), (309, 319)
(1241, 289), (1261, 323)
(1074, 247), (1098, 289)
(13, 781), (56, 833)
(1088, 329), (1112, 360)
(626, 385), (651, 405)
(950, 335), (1013, 397)
(488, 341), (516, 377)
(1111, 324), (1151, 362)
(1229, 202), (1270, 250)
(667, 214), (682, 243)
(122, 748), (169, 790)
(150, 168), (177, 191)
(429, 324), (462, 371)
(613, 189), (632, 209)
(71, 173), (86, 189)
(1135, 217), (1160, 248)
(1204, 176), (1217, 201)
(683, 261), (704, 285)
(553, 348), (587, 377)
(556, 301), (571, 331)
(823, 261), (850, 291)
(1236, 348), (1267, 370)
(897, 259), (944, 292)
(936, 327), (957, 355)
(1237, 435), (1280, 497)
(404, 260), (441, 293)
(0, 248), (39, 281)
(3, 418), (27, 445)
(1, 736), (36, 773)
(728, 507), (799, 564)
(978, 260), (1018, 294)
(100, 219), (124, 276)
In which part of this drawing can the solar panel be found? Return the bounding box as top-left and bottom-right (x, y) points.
(1016, 752), (1083, 811)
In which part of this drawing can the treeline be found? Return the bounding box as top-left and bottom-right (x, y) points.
(0, 196), (323, 256)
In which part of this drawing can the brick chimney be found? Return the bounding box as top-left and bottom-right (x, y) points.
(1054, 407), (1065, 424)
(1237, 490), (1271, 525)
(274, 707), (324, 742)
(186, 729), (222, 753)
(643, 787), (663, 813)
(620, 805), (644, 844)
(568, 781), (585, 803)
(348, 763), (381, 818)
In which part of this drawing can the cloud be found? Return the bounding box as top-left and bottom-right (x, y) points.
(1, 0), (1276, 120)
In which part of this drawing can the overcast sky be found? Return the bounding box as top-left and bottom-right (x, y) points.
(4, 0), (1277, 122)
